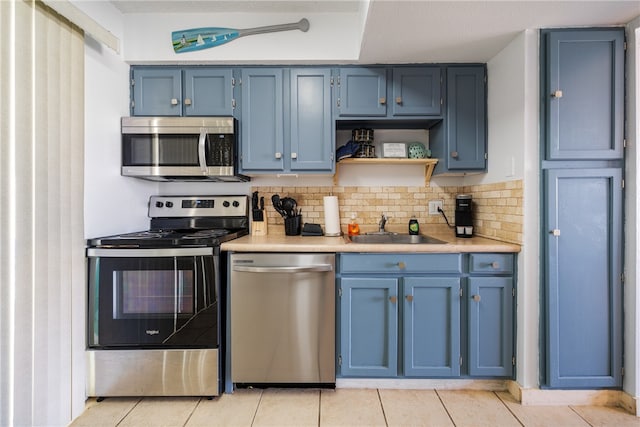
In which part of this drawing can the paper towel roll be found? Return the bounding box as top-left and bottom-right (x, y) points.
(323, 196), (341, 236)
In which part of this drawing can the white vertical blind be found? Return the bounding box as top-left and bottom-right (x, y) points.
(0, 1), (85, 426)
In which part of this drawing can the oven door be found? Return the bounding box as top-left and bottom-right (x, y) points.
(87, 247), (219, 349)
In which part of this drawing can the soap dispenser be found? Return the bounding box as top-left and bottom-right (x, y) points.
(408, 215), (419, 235)
(348, 213), (360, 236)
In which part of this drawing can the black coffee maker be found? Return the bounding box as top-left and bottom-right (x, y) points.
(455, 194), (473, 238)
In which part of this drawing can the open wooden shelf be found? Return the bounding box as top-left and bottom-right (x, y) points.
(333, 158), (438, 186)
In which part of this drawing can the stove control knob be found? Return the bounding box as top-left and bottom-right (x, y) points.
(166, 201), (173, 208)
(223, 201), (230, 207)
(155, 201), (164, 208)
(232, 201), (240, 208)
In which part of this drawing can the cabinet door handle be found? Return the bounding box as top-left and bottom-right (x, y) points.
(550, 229), (561, 236)
(491, 261), (500, 269)
(275, 152), (282, 159)
(389, 296), (397, 304)
(379, 97), (386, 105)
(406, 295), (414, 302)
(291, 152), (297, 159)
(395, 96), (402, 104)
(472, 294), (481, 302)
(551, 90), (563, 98)
(184, 98), (192, 106)
(397, 261), (406, 270)
(170, 98), (179, 105)
(451, 151), (458, 158)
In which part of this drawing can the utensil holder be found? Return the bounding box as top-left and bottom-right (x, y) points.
(284, 215), (302, 236)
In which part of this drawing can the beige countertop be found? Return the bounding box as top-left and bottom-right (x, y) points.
(221, 227), (521, 253)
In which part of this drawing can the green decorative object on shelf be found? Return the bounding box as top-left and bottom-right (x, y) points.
(407, 142), (427, 159)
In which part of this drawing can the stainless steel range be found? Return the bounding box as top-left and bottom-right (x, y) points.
(86, 195), (248, 398)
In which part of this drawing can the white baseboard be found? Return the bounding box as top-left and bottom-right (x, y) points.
(509, 382), (638, 416)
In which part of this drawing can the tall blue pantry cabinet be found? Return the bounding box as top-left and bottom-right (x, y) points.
(541, 28), (625, 388)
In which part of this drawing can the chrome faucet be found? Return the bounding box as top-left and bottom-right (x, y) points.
(378, 214), (387, 233)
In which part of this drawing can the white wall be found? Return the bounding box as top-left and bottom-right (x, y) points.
(75, 1), (159, 238)
(468, 38), (527, 185)
(470, 30), (539, 389)
(123, 12), (363, 64)
(624, 16), (640, 402)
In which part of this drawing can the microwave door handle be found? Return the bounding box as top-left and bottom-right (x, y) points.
(198, 128), (207, 174)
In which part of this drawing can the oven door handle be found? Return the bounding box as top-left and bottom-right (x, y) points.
(87, 247), (214, 257)
(198, 128), (208, 174)
(232, 264), (333, 273)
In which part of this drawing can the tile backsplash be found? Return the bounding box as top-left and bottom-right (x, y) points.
(254, 179), (523, 244)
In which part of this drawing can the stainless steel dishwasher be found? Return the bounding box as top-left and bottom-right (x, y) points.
(230, 253), (335, 386)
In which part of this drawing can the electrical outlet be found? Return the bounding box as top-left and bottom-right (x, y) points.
(428, 200), (443, 215)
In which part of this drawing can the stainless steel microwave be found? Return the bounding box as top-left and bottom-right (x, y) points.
(121, 116), (248, 182)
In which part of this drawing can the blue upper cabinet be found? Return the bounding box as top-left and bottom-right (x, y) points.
(340, 277), (399, 377)
(435, 66), (487, 172)
(545, 29), (624, 160)
(131, 67), (234, 117)
(403, 277), (460, 377)
(289, 68), (334, 171)
(131, 67), (182, 116)
(336, 66), (442, 118)
(240, 68), (285, 171)
(451, 66), (486, 170)
(337, 67), (388, 117)
(183, 68), (234, 116)
(391, 67), (442, 116)
(240, 67), (334, 174)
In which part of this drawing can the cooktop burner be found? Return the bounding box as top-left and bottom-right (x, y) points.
(88, 228), (246, 248)
(87, 195), (249, 249)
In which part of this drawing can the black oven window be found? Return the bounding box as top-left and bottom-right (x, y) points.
(119, 270), (194, 316)
(88, 255), (218, 348)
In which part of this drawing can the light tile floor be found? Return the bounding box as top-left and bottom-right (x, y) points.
(70, 388), (639, 427)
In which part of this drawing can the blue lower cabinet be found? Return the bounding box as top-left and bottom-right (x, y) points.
(337, 253), (515, 379)
(468, 277), (514, 377)
(404, 277), (460, 377)
(544, 168), (623, 387)
(340, 277), (398, 377)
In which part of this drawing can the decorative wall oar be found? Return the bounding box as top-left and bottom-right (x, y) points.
(172, 18), (309, 53)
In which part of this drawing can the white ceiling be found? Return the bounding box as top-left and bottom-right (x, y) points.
(109, 0), (640, 62)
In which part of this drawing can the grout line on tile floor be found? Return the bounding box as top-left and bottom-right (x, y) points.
(250, 389), (264, 426)
(376, 389), (390, 427)
(494, 391), (525, 427)
(182, 397), (203, 427)
(316, 389), (321, 427)
(434, 389), (457, 427)
(318, 389), (323, 427)
(568, 405), (596, 427)
(115, 397), (142, 427)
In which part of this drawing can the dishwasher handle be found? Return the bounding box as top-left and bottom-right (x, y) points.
(232, 264), (333, 273)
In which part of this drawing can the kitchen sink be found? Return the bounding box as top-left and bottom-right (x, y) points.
(347, 233), (447, 244)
